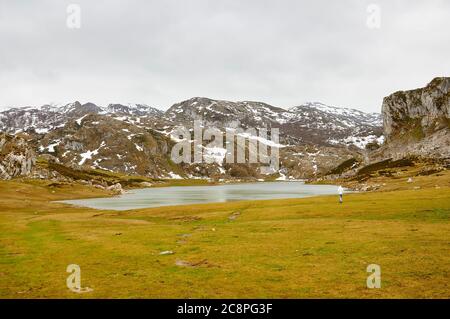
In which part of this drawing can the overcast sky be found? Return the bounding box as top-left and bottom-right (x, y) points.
(0, 0), (449, 112)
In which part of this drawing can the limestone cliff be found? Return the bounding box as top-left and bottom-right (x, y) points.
(0, 133), (36, 179)
(375, 77), (450, 159)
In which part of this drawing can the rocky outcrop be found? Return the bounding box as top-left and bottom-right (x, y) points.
(36, 113), (177, 178)
(0, 133), (36, 179)
(107, 182), (125, 194)
(375, 77), (450, 160)
(60, 101), (104, 117)
(383, 77), (450, 140)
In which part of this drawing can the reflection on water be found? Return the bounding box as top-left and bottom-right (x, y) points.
(59, 182), (339, 211)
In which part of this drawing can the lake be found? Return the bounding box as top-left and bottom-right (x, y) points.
(59, 182), (340, 210)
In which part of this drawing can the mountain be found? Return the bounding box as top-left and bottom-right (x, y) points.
(0, 101), (163, 134)
(0, 106), (66, 134)
(106, 103), (164, 117)
(0, 98), (384, 181)
(286, 102), (382, 147)
(165, 97), (292, 128)
(35, 113), (181, 178)
(372, 77), (450, 160)
(1, 98), (382, 149)
(3, 77), (445, 182)
(60, 101), (103, 117)
(164, 97), (382, 147)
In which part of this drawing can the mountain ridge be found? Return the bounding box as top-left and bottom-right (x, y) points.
(0, 97), (380, 180)
(0, 98), (382, 148)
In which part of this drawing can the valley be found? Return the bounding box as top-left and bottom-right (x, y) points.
(1, 77), (449, 298)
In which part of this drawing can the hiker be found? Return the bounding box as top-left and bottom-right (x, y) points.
(338, 185), (344, 204)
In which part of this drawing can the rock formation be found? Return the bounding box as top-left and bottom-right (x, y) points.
(374, 77), (450, 160)
(0, 133), (36, 179)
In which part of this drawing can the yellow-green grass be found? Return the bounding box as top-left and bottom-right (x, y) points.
(0, 173), (449, 298)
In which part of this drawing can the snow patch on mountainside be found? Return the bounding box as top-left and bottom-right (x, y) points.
(78, 141), (106, 165)
(329, 135), (384, 149)
(203, 146), (227, 165)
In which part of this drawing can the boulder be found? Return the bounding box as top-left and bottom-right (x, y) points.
(139, 181), (153, 187)
(107, 182), (124, 194)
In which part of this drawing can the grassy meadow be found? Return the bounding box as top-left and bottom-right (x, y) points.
(0, 171), (449, 298)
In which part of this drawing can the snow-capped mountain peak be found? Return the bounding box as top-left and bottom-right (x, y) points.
(0, 101), (163, 134)
(0, 98), (383, 149)
(106, 103), (163, 117)
(164, 98), (382, 147)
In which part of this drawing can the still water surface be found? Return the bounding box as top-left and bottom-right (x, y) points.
(59, 182), (340, 211)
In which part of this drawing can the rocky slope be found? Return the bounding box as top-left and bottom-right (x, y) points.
(373, 77), (450, 160)
(0, 133), (36, 179)
(0, 98), (382, 148)
(0, 97), (384, 180)
(35, 113), (181, 178)
(165, 97), (382, 147)
(0, 101), (164, 134)
(160, 97), (381, 178)
(286, 102), (382, 147)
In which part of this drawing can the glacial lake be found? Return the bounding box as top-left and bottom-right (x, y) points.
(59, 182), (340, 211)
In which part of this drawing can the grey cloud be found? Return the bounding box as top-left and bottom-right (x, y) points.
(0, 0), (449, 111)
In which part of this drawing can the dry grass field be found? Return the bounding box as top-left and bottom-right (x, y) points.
(0, 170), (449, 298)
